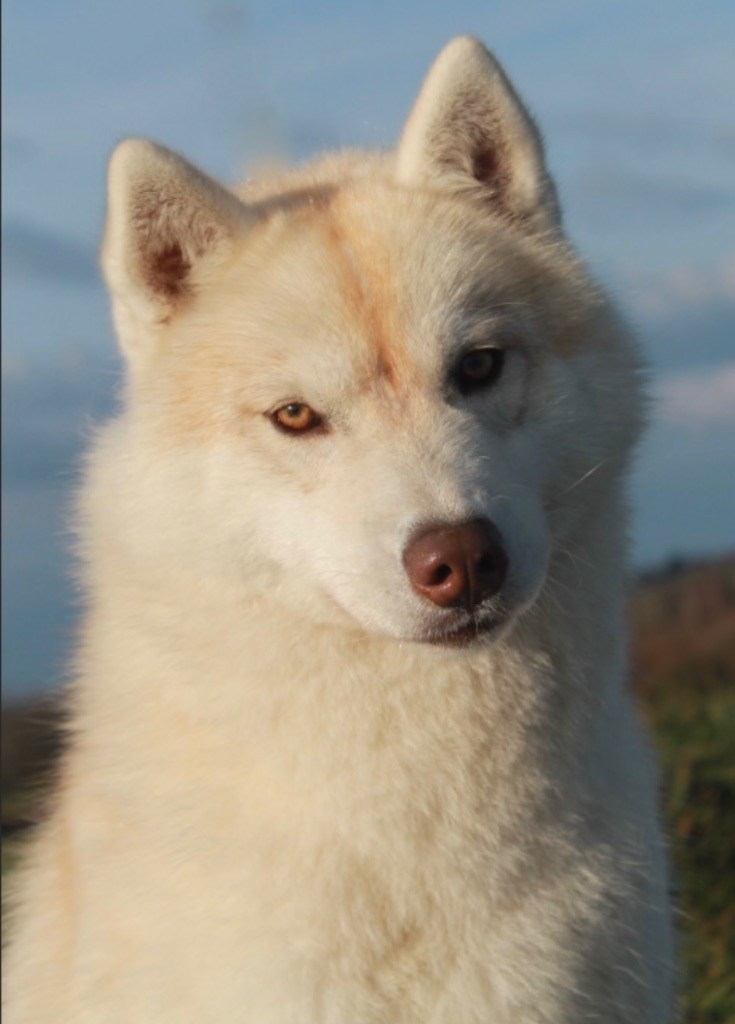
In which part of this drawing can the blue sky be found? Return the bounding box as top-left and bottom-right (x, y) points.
(3, 0), (734, 695)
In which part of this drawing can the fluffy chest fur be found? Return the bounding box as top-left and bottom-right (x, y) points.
(47, 570), (664, 1022)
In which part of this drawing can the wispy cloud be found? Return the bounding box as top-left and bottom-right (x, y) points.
(2, 221), (99, 287)
(655, 254), (735, 308)
(1, 129), (38, 160)
(572, 165), (735, 219)
(619, 251), (735, 319)
(2, 354), (118, 488)
(554, 110), (735, 159)
(656, 362), (735, 430)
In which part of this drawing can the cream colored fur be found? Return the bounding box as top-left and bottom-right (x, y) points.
(4, 37), (675, 1022)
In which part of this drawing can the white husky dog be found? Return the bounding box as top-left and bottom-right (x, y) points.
(4, 37), (674, 1023)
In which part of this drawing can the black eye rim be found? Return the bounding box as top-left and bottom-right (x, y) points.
(453, 346), (506, 395)
(268, 401), (328, 437)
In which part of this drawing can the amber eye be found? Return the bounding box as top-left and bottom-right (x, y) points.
(455, 348), (505, 395)
(271, 402), (322, 434)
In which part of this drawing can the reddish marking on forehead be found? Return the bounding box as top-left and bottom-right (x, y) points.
(321, 198), (410, 391)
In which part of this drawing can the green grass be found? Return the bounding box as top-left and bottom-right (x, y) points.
(642, 670), (735, 1023)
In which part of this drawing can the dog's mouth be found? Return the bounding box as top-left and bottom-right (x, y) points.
(419, 612), (504, 647)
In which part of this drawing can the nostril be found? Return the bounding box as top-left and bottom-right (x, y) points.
(476, 553), (493, 574)
(432, 564), (452, 585)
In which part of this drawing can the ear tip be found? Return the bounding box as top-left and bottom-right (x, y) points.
(107, 138), (178, 190)
(433, 35), (497, 72)
(439, 35), (487, 56)
(109, 136), (159, 167)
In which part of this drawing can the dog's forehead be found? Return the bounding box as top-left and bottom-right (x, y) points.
(172, 177), (592, 436)
(313, 189), (451, 387)
(228, 183), (540, 381)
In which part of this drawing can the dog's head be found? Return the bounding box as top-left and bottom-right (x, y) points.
(98, 38), (643, 646)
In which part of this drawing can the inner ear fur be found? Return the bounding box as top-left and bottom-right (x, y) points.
(102, 139), (251, 360)
(396, 36), (561, 232)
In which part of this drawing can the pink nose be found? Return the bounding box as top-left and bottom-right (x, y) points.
(402, 519), (508, 612)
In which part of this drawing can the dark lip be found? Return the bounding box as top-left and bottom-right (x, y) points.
(421, 615), (501, 647)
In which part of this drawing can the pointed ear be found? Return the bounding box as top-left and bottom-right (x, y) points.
(101, 139), (251, 364)
(396, 37), (560, 232)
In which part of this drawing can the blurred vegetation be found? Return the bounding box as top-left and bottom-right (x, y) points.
(631, 554), (735, 1022)
(2, 553), (734, 1019)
